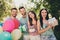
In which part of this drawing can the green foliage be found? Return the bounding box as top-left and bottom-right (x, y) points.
(30, 0), (60, 40)
(0, 0), (5, 21)
(44, 0), (60, 40)
(0, 0), (12, 21)
(44, 0), (60, 19)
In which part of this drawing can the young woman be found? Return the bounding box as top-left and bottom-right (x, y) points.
(37, 8), (57, 40)
(28, 11), (40, 40)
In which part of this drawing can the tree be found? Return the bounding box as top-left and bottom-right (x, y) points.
(30, 0), (60, 40)
(0, 0), (12, 22)
(44, 0), (60, 40)
(0, 0), (5, 21)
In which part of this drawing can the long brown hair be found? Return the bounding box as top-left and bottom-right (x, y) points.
(28, 11), (37, 26)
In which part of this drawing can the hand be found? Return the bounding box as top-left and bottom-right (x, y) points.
(43, 20), (48, 25)
(48, 23), (53, 29)
(52, 19), (58, 27)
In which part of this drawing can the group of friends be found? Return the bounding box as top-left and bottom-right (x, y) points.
(2, 6), (58, 40)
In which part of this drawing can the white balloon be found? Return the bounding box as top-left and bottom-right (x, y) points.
(0, 27), (3, 33)
(11, 29), (22, 40)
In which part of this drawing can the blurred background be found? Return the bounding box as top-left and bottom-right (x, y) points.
(0, 0), (60, 40)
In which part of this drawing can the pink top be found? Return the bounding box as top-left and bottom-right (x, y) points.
(28, 25), (38, 36)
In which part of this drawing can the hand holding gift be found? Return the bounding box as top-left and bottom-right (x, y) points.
(48, 17), (58, 27)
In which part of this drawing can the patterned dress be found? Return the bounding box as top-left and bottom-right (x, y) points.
(40, 22), (56, 40)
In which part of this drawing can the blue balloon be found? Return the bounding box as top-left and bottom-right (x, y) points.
(0, 32), (12, 40)
(0, 22), (3, 27)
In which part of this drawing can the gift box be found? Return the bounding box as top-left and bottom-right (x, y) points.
(48, 17), (58, 26)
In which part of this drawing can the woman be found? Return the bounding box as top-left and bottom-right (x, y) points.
(28, 11), (40, 40)
(37, 8), (57, 40)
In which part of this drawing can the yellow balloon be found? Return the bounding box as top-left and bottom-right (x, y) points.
(0, 27), (3, 33)
(11, 29), (22, 40)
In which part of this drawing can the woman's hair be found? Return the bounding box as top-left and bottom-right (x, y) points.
(39, 8), (49, 28)
(28, 11), (37, 26)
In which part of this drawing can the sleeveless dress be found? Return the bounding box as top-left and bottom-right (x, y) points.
(40, 22), (56, 40)
(28, 25), (41, 40)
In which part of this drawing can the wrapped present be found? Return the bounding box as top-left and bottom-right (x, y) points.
(48, 17), (58, 26)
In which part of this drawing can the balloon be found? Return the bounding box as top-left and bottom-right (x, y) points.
(0, 32), (12, 40)
(19, 26), (23, 32)
(3, 19), (15, 33)
(0, 27), (3, 33)
(0, 22), (3, 27)
(19, 25), (28, 33)
(3, 18), (20, 33)
(11, 29), (22, 40)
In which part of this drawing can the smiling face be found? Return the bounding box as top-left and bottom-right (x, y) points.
(19, 8), (26, 16)
(28, 12), (35, 19)
(11, 9), (17, 17)
(41, 10), (47, 18)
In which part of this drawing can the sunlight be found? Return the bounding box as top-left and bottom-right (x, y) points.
(12, 0), (35, 9)
(12, 0), (28, 8)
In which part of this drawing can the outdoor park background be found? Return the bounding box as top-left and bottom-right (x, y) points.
(0, 0), (60, 40)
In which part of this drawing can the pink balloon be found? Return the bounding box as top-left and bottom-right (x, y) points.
(3, 18), (20, 33)
(3, 19), (15, 33)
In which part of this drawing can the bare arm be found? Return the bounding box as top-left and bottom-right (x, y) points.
(28, 21), (30, 29)
(27, 21), (31, 33)
(37, 20), (52, 34)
